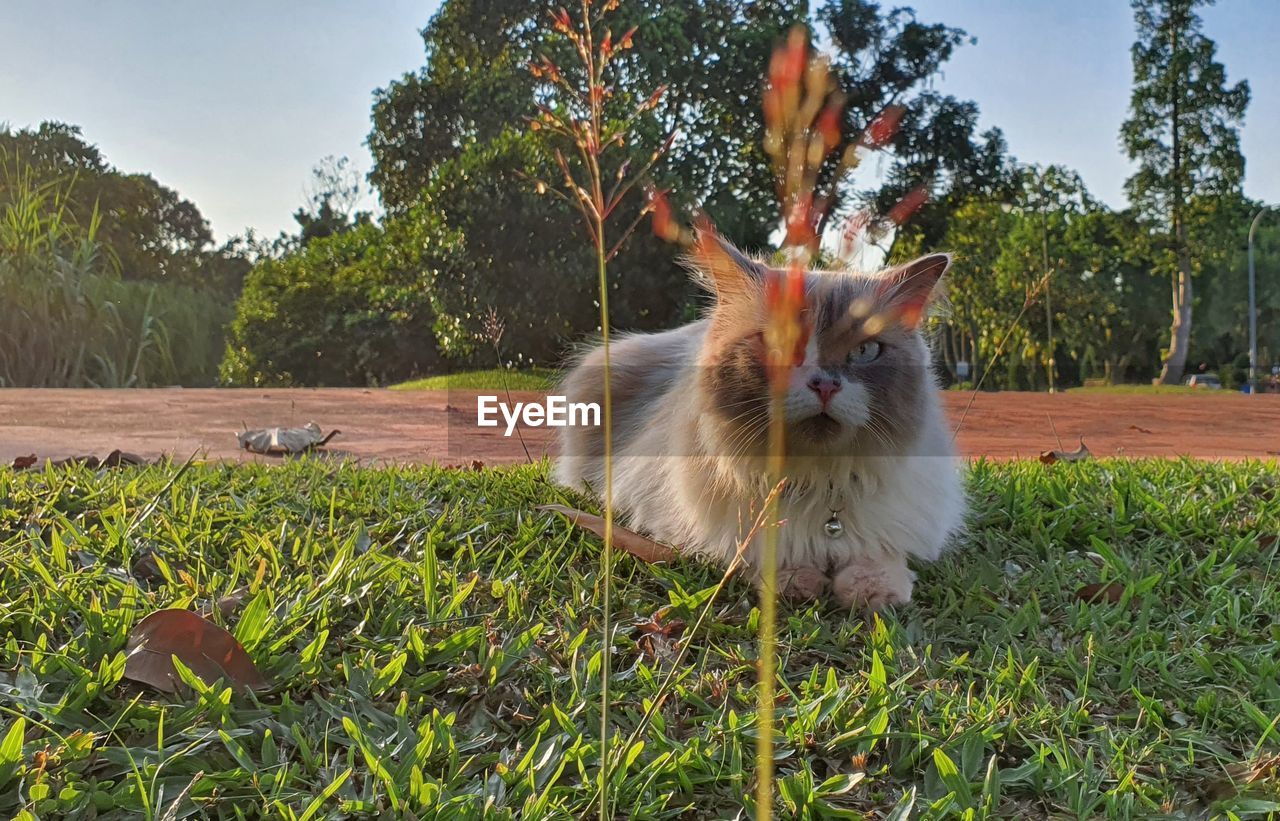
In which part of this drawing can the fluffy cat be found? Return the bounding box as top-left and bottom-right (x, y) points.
(554, 235), (965, 609)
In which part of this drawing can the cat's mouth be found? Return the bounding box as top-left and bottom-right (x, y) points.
(791, 411), (843, 440)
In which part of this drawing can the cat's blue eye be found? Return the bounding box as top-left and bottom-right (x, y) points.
(849, 340), (882, 365)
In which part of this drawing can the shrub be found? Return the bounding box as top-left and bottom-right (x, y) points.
(0, 165), (229, 387)
(221, 217), (457, 386)
(420, 130), (694, 366)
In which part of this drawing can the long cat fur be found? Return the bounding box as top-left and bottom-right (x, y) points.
(554, 235), (965, 609)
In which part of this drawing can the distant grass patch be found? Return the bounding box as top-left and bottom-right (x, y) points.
(2, 459), (1279, 817)
(1068, 383), (1226, 395)
(391, 367), (558, 391)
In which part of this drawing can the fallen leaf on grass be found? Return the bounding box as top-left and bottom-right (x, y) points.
(237, 422), (340, 456)
(636, 608), (685, 662)
(102, 449), (147, 467)
(1127, 425), (1154, 434)
(123, 609), (267, 693)
(1200, 753), (1280, 801)
(538, 504), (677, 563)
(1040, 438), (1091, 465)
(11, 449), (150, 471)
(1076, 582), (1126, 604)
(199, 587), (250, 620)
(131, 551), (165, 582)
(1259, 534), (1278, 551)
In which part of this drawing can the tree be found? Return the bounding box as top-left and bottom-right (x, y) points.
(370, 0), (803, 245)
(366, 0), (1002, 364)
(818, 0), (1017, 256)
(936, 167), (1167, 390)
(291, 155), (372, 247)
(367, 0), (546, 213)
(221, 216), (455, 386)
(0, 122), (253, 295)
(1198, 200), (1279, 370)
(1121, 0), (1249, 384)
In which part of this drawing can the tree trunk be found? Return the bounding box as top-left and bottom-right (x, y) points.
(1157, 7), (1191, 386)
(1158, 245), (1193, 384)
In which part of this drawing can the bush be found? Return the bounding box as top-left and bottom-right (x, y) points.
(221, 217), (457, 386)
(418, 130), (695, 366)
(0, 166), (229, 387)
(224, 130), (696, 386)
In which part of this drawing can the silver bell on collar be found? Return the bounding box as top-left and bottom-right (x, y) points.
(823, 515), (844, 537)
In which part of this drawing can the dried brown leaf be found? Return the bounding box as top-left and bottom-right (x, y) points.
(636, 608), (686, 662)
(131, 552), (164, 582)
(237, 422), (340, 455)
(1040, 438), (1092, 465)
(538, 504), (677, 563)
(1076, 582), (1125, 605)
(102, 449), (147, 467)
(123, 609), (267, 693)
(199, 587), (250, 621)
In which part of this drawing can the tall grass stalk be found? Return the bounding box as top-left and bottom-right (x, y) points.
(0, 154), (229, 387)
(650, 25), (911, 816)
(751, 28), (908, 817)
(528, 2), (672, 816)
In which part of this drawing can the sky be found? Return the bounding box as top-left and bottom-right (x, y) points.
(3, 1), (1277, 242)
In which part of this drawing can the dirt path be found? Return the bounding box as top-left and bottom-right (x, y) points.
(1, 388), (1277, 465)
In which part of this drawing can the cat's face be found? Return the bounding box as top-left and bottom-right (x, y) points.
(697, 236), (949, 458)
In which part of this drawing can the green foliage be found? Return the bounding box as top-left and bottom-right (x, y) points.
(370, 1), (801, 244)
(0, 122), (250, 295)
(1122, 0), (1249, 215)
(935, 166), (1168, 390)
(1121, 0), (1250, 383)
(819, 1), (1017, 254)
(1198, 209), (1280, 370)
(359, 0), (1003, 370)
(0, 161), (230, 387)
(417, 131), (697, 366)
(2, 458), (1279, 816)
(221, 217), (457, 386)
(288, 155), (373, 249)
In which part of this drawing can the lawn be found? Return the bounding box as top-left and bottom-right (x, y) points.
(1066, 384), (1228, 396)
(391, 368), (559, 392)
(2, 458), (1279, 818)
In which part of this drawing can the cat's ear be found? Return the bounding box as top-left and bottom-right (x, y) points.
(877, 253), (950, 328)
(690, 228), (767, 299)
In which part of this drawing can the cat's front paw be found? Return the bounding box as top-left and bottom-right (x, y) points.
(778, 566), (829, 602)
(831, 558), (914, 611)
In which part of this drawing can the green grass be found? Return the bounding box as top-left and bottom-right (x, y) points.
(2, 459), (1279, 818)
(391, 368), (558, 391)
(1067, 384), (1227, 396)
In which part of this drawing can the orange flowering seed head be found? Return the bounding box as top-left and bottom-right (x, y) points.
(816, 102), (842, 151)
(862, 104), (905, 148)
(887, 185), (929, 225)
(762, 265), (810, 391)
(650, 190), (681, 242)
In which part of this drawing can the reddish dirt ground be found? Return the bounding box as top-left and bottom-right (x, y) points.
(1, 388), (1277, 466)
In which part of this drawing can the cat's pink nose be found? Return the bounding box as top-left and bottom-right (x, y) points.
(807, 373), (841, 406)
